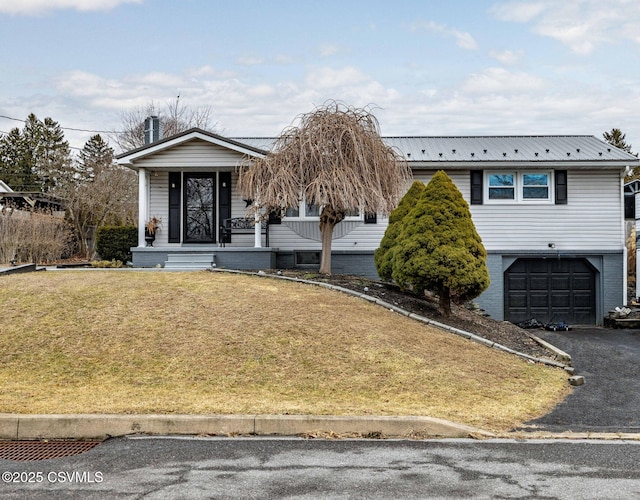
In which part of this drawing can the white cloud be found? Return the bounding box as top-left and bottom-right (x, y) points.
(491, 0), (640, 55)
(411, 21), (478, 50)
(490, 1), (546, 22)
(306, 66), (370, 89)
(11, 56), (640, 151)
(0, 0), (141, 15)
(460, 67), (546, 94)
(488, 49), (524, 65)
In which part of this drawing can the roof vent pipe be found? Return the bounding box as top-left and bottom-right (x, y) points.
(144, 116), (162, 144)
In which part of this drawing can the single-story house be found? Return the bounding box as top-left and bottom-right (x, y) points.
(116, 128), (639, 325)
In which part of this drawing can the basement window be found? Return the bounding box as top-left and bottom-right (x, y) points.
(294, 251), (321, 267)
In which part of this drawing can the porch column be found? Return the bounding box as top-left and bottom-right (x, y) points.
(138, 168), (149, 247)
(254, 212), (262, 248)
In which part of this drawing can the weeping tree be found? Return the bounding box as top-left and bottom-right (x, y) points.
(238, 101), (412, 274)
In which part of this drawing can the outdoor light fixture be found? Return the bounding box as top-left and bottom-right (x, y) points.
(548, 243), (556, 249)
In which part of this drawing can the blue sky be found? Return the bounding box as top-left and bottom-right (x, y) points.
(1, 0), (639, 152)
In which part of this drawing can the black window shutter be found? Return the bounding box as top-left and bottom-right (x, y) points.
(470, 170), (483, 205)
(364, 212), (377, 224)
(268, 210), (282, 224)
(168, 172), (181, 242)
(218, 172), (232, 244)
(219, 170), (232, 218)
(555, 170), (568, 205)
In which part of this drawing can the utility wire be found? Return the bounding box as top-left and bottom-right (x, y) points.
(0, 114), (121, 135)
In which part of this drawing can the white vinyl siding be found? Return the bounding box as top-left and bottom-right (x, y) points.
(414, 170), (623, 252)
(133, 139), (247, 169)
(268, 220), (389, 251)
(148, 171), (171, 246)
(144, 162), (623, 252)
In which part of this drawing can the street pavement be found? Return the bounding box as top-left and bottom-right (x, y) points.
(1, 436), (640, 499)
(523, 327), (640, 433)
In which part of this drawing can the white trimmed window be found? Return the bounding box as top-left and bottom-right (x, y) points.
(284, 200), (363, 220)
(486, 171), (552, 203)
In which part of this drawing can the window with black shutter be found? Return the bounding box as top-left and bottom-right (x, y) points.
(555, 170), (568, 205)
(470, 170), (483, 204)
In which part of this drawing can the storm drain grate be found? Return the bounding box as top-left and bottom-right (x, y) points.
(0, 441), (101, 461)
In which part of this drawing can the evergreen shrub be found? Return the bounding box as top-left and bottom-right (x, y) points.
(95, 225), (137, 263)
(388, 171), (490, 315)
(374, 180), (426, 281)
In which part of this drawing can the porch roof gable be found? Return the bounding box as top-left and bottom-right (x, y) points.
(115, 128), (267, 167)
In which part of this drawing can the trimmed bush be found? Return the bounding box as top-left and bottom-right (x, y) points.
(390, 171), (490, 316)
(95, 225), (137, 263)
(374, 180), (426, 281)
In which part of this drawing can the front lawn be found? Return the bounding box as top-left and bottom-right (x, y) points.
(0, 271), (569, 431)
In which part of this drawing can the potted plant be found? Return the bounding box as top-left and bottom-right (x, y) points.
(145, 216), (162, 246)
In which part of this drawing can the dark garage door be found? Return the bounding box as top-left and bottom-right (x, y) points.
(505, 258), (596, 325)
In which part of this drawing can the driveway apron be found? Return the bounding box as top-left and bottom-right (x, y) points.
(523, 327), (640, 433)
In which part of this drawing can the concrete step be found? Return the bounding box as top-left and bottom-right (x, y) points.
(164, 253), (214, 269)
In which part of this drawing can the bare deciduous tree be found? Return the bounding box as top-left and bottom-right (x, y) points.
(114, 98), (218, 151)
(238, 101), (412, 274)
(56, 135), (137, 259)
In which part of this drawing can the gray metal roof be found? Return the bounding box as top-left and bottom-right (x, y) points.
(234, 135), (638, 164)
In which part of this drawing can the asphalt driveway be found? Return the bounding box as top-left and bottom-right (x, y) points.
(523, 327), (640, 433)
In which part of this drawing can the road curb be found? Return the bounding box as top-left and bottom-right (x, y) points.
(0, 414), (494, 440)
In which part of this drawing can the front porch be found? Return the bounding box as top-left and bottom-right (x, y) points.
(131, 246), (278, 270)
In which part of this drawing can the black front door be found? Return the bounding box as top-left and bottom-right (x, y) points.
(184, 174), (216, 243)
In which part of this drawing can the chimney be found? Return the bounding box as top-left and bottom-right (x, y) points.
(144, 116), (162, 144)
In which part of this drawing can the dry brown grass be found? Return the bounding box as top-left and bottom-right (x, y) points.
(0, 270), (570, 431)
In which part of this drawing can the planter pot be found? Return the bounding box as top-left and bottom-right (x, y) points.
(144, 230), (156, 247)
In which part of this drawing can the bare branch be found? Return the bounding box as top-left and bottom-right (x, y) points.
(238, 100), (412, 273)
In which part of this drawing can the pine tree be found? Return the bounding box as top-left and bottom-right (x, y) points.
(78, 134), (114, 182)
(390, 170), (489, 316)
(0, 114), (71, 192)
(603, 128), (632, 153)
(374, 180), (425, 281)
(0, 127), (36, 190)
(37, 116), (71, 192)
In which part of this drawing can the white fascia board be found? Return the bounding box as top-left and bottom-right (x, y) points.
(0, 180), (13, 192)
(408, 160), (638, 170)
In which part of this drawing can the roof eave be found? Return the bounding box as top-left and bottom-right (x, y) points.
(408, 159), (639, 170)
